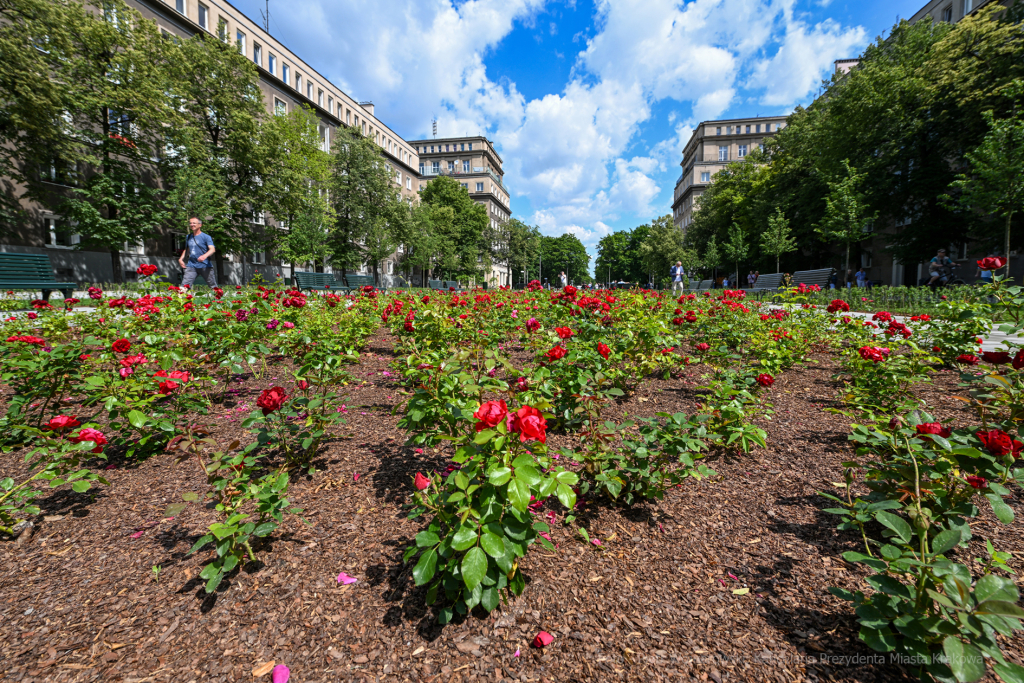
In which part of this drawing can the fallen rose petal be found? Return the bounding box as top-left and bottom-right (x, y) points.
(728, 573), (739, 581)
(353, 472), (360, 482)
(591, 538), (602, 546)
(337, 572), (358, 585)
(513, 649), (520, 657)
(718, 578), (727, 586)
(130, 530), (145, 539)
(532, 631), (554, 648)
(272, 664), (290, 683)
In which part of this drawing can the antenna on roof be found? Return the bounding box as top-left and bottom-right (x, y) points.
(260, 0), (270, 33)
(432, 119), (437, 139)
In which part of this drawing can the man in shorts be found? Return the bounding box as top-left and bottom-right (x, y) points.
(927, 248), (952, 287)
(178, 216), (217, 287)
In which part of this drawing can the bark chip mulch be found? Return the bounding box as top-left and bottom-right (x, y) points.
(2, 334), (1022, 683)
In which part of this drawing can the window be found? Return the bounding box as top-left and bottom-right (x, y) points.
(476, 182), (484, 192)
(860, 252), (873, 268)
(175, 0), (184, 13)
(108, 108), (131, 136)
(962, 0), (974, 14)
(328, 96), (333, 112)
(395, 169), (401, 183)
(274, 98), (286, 115)
(448, 161), (455, 172)
(755, 124), (760, 133)
(253, 211), (265, 225)
(700, 172), (710, 183)
(318, 90), (324, 107)
(430, 145), (434, 153)
(716, 127), (721, 135)
(268, 53), (276, 75)
(346, 109), (350, 124)
(718, 145), (728, 161)
(942, 5), (953, 21)
(745, 125), (751, 133)
(307, 83), (313, 99)
(419, 163), (425, 174)
(123, 240), (145, 255)
(282, 64), (289, 83)
(236, 31), (245, 55)
(251, 250), (266, 264)
(460, 143), (465, 151)
(738, 145), (748, 158)
(198, 3), (208, 29)
(463, 160), (470, 173)
(253, 43), (261, 65)
(295, 74), (302, 91)
(461, 183), (468, 190)
(217, 17), (228, 42)
(43, 215), (79, 248)
(406, 176), (411, 190)
(468, 143), (473, 150)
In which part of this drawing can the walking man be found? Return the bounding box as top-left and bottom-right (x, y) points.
(178, 216), (217, 287)
(671, 261), (685, 292)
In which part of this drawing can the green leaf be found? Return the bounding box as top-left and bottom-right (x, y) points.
(205, 571), (225, 594)
(416, 530), (441, 548)
(554, 470), (579, 486)
(508, 478), (530, 512)
(182, 491), (199, 502)
(993, 661), (1024, 683)
(188, 534), (213, 555)
(985, 493), (1015, 524)
(480, 532), (505, 559)
(127, 410), (148, 429)
(555, 482), (576, 510)
(515, 466), (542, 488)
(71, 480), (90, 493)
(973, 574), (1019, 604)
(931, 529), (962, 557)
(451, 526), (478, 551)
(974, 600), (1024, 618)
(253, 521), (276, 537)
(461, 547), (488, 590)
(488, 467), (512, 486)
(874, 511), (913, 544)
(859, 626), (896, 652)
(413, 548), (437, 586)
(842, 551), (888, 571)
(480, 586), (499, 613)
(943, 637), (986, 682)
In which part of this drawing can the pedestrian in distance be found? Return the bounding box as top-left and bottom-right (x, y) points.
(178, 216), (217, 287)
(671, 261), (685, 292)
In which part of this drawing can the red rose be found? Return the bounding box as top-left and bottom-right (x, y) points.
(257, 386), (288, 415)
(510, 406), (547, 444)
(977, 256), (1007, 271)
(414, 472), (430, 490)
(858, 346), (890, 363)
(956, 354), (980, 366)
(916, 422), (952, 438)
(756, 373), (774, 387)
(597, 342), (611, 359)
(555, 326), (573, 339)
(977, 429), (1023, 457)
(111, 338), (131, 354)
(136, 264), (158, 277)
(72, 427), (107, 453)
(45, 415), (81, 432)
(1014, 350), (1024, 370)
(545, 346), (566, 362)
(158, 380), (178, 395)
(965, 475), (987, 489)
(473, 400), (508, 432)
(526, 318), (540, 332)
(297, 380), (310, 391)
(532, 631), (554, 648)
(695, 343), (710, 352)
(982, 351), (1011, 365)
(826, 299), (850, 314)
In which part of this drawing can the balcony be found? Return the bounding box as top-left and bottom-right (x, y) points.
(419, 165), (507, 192)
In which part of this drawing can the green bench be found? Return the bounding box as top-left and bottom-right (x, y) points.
(791, 268), (834, 290)
(336, 274), (384, 293)
(428, 279), (459, 291)
(293, 271), (347, 293)
(0, 253), (76, 301)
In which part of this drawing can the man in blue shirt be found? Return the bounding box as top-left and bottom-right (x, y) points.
(178, 216), (217, 287)
(670, 261), (685, 292)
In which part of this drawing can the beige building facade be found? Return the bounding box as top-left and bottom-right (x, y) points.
(671, 116), (788, 232)
(409, 136), (513, 287)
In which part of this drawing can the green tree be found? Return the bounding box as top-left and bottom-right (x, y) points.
(496, 218), (540, 286)
(165, 29), (270, 282)
(947, 80), (1024, 270)
(37, 0), (175, 281)
(595, 231), (631, 285)
(638, 216), (685, 287)
(419, 176), (489, 281)
(539, 234), (590, 285)
(815, 160), (876, 284)
(328, 126), (403, 278)
(721, 222), (749, 286)
(262, 107), (334, 274)
(761, 208), (798, 273)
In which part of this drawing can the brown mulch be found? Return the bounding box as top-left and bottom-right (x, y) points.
(1, 333), (1023, 683)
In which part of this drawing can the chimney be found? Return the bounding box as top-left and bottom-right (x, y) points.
(359, 101), (374, 116)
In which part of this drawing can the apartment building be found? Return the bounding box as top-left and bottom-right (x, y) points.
(409, 136), (513, 287)
(2, 0), (421, 285)
(908, 0), (1013, 24)
(671, 116), (788, 232)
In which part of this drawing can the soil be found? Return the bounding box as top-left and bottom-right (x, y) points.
(1, 331), (1022, 683)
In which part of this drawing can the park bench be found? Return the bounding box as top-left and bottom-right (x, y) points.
(335, 273), (385, 294)
(791, 268), (834, 290)
(696, 279), (714, 291)
(0, 253), (76, 302)
(749, 272), (784, 293)
(293, 271), (347, 293)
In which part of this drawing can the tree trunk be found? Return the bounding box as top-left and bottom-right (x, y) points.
(776, 254), (780, 273)
(845, 243), (850, 288)
(110, 246), (122, 285)
(1006, 211), (1013, 281)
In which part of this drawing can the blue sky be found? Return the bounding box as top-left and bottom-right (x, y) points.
(229, 0), (927, 266)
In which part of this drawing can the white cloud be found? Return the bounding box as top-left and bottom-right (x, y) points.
(262, 0), (867, 268)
